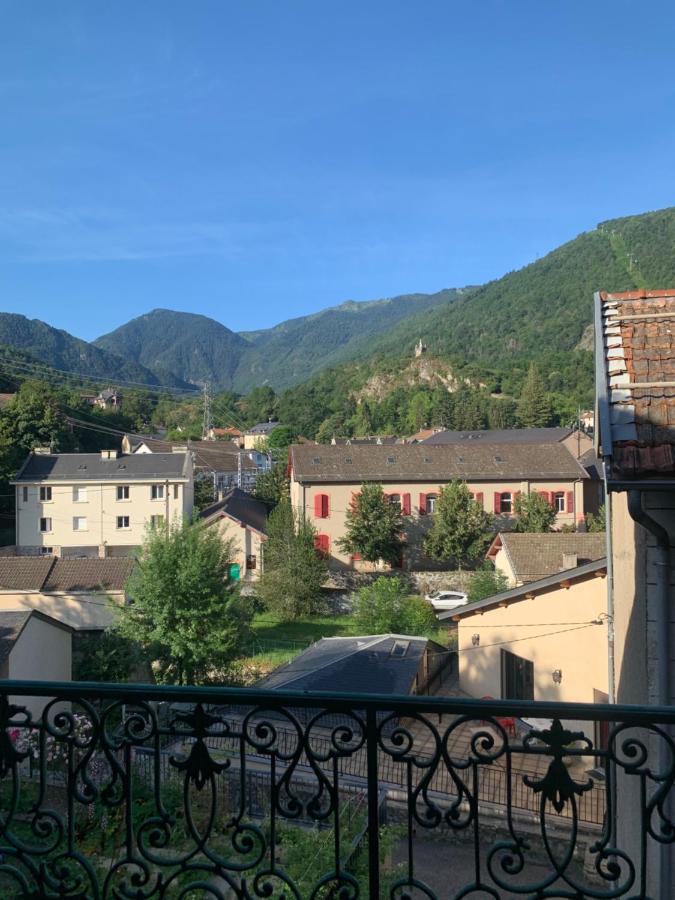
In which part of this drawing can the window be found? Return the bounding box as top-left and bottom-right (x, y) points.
(314, 493), (329, 518)
(73, 487), (88, 503)
(426, 493), (439, 513)
(501, 649), (534, 701)
(499, 492), (513, 514)
(151, 485), (164, 501)
(554, 491), (565, 512)
(40, 547), (53, 555)
(22, 486), (28, 503)
(388, 493), (402, 511)
(246, 554), (257, 570)
(173, 484), (179, 500)
(116, 516), (130, 529)
(72, 516), (87, 531)
(39, 517), (52, 533)
(150, 514), (165, 528)
(39, 486), (52, 502)
(117, 485), (130, 501)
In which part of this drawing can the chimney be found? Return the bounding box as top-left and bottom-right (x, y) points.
(561, 552), (578, 571)
(33, 446), (52, 455)
(100, 449), (119, 460)
(172, 445), (189, 453)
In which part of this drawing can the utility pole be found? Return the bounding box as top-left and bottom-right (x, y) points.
(202, 381), (213, 441)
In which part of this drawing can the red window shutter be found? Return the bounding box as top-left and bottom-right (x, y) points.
(475, 492), (484, 506)
(322, 494), (330, 518)
(314, 534), (329, 555)
(419, 493), (427, 515)
(402, 493), (411, 515)
(538, 490), (551, 505)
(351, 552), (362, 562)
(566, 491), (574, 513)
(350, 491), (359, 510)
(493, 492), (501, 513)
(314, 494), (323, 518)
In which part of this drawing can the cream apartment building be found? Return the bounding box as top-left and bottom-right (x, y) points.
(288, 442), (589, 569)
(13, 448), (193, 558)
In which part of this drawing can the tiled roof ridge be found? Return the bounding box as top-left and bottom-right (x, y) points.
(601, 289), (675, 301)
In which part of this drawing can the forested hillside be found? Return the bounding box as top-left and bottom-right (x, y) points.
(0, 313), (171, 386)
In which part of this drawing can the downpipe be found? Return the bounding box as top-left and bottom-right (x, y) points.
(627, 490), (672, 898)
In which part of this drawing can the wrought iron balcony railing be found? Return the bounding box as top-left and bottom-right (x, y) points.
(0, 680), (673, 898)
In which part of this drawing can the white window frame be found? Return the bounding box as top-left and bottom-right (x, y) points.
(554, 492), (565, 512)
(116, 515), (130, 530)
(150, 514), (165, 529)
(117, 485), (130, 501)
(426, 493), (438, 513)
(500, 492), (513, 514)
(173, 484), (179, 500)
(40, 546), (53, 555)
(151, 485), (165, 501)
(72, 516), (88, 532)
(39, 486), (52, 502)
(73, 487), (88, 503)
(39, 517), (52, 533)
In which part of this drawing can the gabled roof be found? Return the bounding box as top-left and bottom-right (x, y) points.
(127, 436), (257, 473)
(447, 557), (607, 620)
(487, 532), (606, 583)
(289, 442), (588, 483)
(247, 421), (279, 435)
(14, 451), (191, 482)
(0, 557), (134, 592)
(595, 289), (675, 481)
(200, 488), (269, 535)
(258, 634), (439, 694)
(0, 610), (72, 665)
(422, 427), (573, 445)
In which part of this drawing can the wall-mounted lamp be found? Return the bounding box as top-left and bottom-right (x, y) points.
(471, 634), (480, 647)
(552, 669), (563, 684)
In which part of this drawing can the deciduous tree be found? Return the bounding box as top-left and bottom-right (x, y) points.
(337, 484), (404, 565)
(353, 576), (437, 635)
(423, 480), (493, 568)
(513, 491), (557, 533)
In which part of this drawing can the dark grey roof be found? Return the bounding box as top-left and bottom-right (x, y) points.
(447, 557), (607, 620)
(0, 611), (32, 665)
(259, 635), (434, 694)
(0, 557), (55, 591)
(128, 436), (257, 473)
(290, 442), (588, 483)
(579, 448), (602, 480)
(247, 421), (279, 435)
(0, 557), (135, 592)
(44, 558), (135, 592)
(422, 427), (572, 445)
(200, 488), (269, 535)
(14, 451), (191, 482)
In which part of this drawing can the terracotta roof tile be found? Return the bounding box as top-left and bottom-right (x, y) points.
(495, 532), (607, 583)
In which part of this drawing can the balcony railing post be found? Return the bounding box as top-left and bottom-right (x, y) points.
(365, 707), (380, 899)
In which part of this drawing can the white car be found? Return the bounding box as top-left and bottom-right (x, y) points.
(425, 590), (469, 611)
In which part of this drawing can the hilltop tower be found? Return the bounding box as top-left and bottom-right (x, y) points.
(415, 338), (427, 358)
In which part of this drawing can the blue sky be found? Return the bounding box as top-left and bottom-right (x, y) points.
(1, 0), (674, 340)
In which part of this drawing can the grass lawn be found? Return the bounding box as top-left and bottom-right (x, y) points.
(251, 611), (360, 645)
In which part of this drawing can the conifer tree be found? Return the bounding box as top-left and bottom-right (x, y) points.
(517, 364), (551, 427)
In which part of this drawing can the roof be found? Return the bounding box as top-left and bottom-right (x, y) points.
(200, 488), (269, 535)
(0, 610), (72, 666)
(14, 451), (191, 482)
(289, 442), (588, 483)
(247, 421), (279, 435)
(128, 436), (257, 473)
(595, 289), (675, 481)
(487, 532), (606, 583)
(258, 635), (436, 694)
(448, 557), (607, 620)
(422, 427), (573, 445)
(0, 557), (134, 592)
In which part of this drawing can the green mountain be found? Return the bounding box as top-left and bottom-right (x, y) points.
(93, 291), (465, 392)
(235, 288), (468, 390)
(94, 309), (251, 389)
(0, 313), (171, 387)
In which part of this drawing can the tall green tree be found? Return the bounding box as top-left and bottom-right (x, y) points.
(423, 480), (493, 568)
(253, 462), (289, 508)
(467, 564), (509, 602)
(585, 504), (606, 533)
(353, 576), (437, 636)
(517, 363), (551, 427)
(337, 484), (404, 565)
(115, 521), (252, 684)
(512, 491), (557, 532)
(257, 497), (327, 620)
